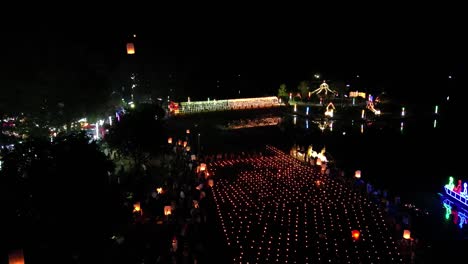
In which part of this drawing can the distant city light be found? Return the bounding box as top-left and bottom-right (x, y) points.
(400, 122), (404, 133)
(434, 119), (437, 128)
(401, 107), (405, 117)
(294, 104), (297, 112)
(447, 96), (450, 101)
(435, 105), (439, 114)
(306, 107), (309, 115)
(293, 116), (297, 125)
(306, 119), (309, 129)
(449, 75), (452, 79)
(360, 124), (364, 134)
(361, 109), (365, 119)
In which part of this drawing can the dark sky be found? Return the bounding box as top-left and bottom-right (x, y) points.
(1, 9), (466, 112)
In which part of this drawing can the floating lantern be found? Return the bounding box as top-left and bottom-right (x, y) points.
(186, 146), (191, 152)
(177, 140), (182, 146)
(168, 137), (173, 144)
(133, 202), (141, 214)
(316, 159), (322, 166)
(183, 141), (187, 147)
(126, 43), (135, 54)
(193, 200), (199, 208)
(351, 230), (360, 240)
(355, 170), (361, 179)
(200, 163), (207, 171)
(186, 129), (190, 134)
(164, 205), (172, 215)
(156, 187), (163, 194)
(9, 249), (24, 264)
(208, 179), (214, 187)
(403, 230), (411, 239)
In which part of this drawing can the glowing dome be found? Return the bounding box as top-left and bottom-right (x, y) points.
(320, 82), (329, 89)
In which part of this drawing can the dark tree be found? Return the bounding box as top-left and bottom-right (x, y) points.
(0, 132), (118, 263)
(106, 104), (166, 176)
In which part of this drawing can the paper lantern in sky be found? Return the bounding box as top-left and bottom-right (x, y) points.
(355, 170), (361, 179)
(351, 230), (360, 240)
(126, 43), (135, 54)
(164, 205), (172, 216)
(403, 230), (411, 240)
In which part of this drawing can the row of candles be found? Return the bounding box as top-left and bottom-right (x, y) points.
(208, 146), (403, 263)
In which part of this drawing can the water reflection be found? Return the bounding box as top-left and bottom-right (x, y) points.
(442, 199), (468, 229)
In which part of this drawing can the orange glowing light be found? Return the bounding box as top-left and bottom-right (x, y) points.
(183, 141), (187, 147)
(126, 43), (135, 54)
(200, 163), (207, 171)
(133, 202), (141, 213)
(186, 129), (190, 134)
(208, 179), (214, 187)
(168, 137), (173, 144)
(156, 187), (163, 194)
(355, 170), (361, 179)
(403, 230), (411, 239)
(9, 249), (24, 264)
(351, 230), (360, 240)
(164, 205), (172, 215)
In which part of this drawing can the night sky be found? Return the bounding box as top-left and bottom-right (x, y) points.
(1, 11), (465, 113)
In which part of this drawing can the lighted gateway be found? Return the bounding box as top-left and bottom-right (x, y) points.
(444, 176), (468, 207)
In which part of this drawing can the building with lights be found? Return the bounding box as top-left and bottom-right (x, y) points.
(177, 96), (280, 114)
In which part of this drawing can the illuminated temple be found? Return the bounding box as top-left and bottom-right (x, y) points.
(177, 96), (280, 114)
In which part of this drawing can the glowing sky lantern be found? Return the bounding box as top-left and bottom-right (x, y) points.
(164, 205), (172, 216)
(9, 249), (24, 264)
(126, 43), (135, 54)
(208, 179), (214, 187)
(168, 137), (173, 144)
(199, 163), (207, 171)
(403, 230), (411, 239)
(355, 170), (361, 179)
(156, 187), (163, 194)
(183, 141), (187, 147)
(351, 230), (360, 240)
(186, 129), (190, 134)
(133, 202), (142, 214)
